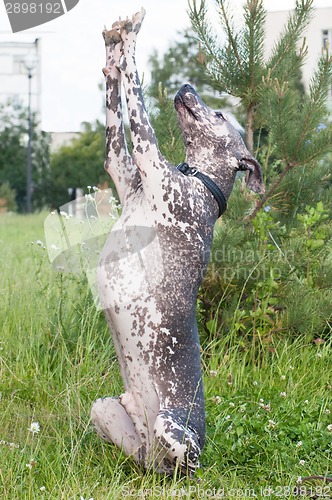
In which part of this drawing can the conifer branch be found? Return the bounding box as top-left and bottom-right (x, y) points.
(267, 0), (313, 79)
(217, 0), (243, 74)
(295, 53), (332, 158)
(187, 0), (331, 223)
(246, 162), (294, 221)
(188, 0), (220, 63)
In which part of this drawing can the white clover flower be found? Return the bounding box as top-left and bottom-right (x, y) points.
(299, 460), (305, 466)
(225, 415), (231, 421)
(229, 402), (235, 407)
(325, 409), (331, 415)
(280, 392), (287, 398)
(296, 441), (303, 447)
(28, 422), (40, 434)
(212, 396), (221, 404)
(268, 419), (276, 428)
(253, 380), (258, 386)
(304, 400), (309, 405)
(317, 352), (323, 358)
(26, 459), (36, 469)
(209, 370), (217, 377)
(40, 486), (46, 492)
(327, 424), (332, 432)
(280, 375), (286, 380)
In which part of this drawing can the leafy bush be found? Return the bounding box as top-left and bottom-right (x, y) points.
(0, 181), (17, 212)
(199, 188), (332, 346)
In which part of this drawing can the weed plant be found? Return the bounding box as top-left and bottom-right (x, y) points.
(0, 213), (331, 499)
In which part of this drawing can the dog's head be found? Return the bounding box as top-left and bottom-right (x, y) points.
(174, 84), (264, 195)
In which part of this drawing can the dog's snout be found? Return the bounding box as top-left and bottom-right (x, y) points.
(176, 84), (198, 104)
(183, 92), (197, 107)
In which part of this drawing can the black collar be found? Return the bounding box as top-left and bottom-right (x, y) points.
(177, 162), (227, 218)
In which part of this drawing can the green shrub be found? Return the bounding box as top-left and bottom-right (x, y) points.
(199, 188), (332, 347)
(0, 181), (17, 212)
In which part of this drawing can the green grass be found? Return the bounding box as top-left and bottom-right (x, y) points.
(0, 214), (331, 499)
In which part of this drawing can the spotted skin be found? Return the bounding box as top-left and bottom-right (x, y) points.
(91, 8), (264, 476)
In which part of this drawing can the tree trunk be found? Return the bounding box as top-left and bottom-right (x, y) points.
(246, 105), (255, 152)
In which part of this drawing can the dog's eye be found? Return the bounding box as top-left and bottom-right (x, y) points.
(215, 111), (226, 120)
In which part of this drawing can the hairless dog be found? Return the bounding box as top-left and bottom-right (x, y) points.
(91, 8), (264, 476)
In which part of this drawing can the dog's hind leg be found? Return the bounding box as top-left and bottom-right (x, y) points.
(153, 409), (202, 476)
(91, 397), (144, 462)
(102, 23), (136, 204)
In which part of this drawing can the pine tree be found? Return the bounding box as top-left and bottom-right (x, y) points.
(189, 0), (332, 218)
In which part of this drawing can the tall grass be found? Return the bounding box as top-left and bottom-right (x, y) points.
(0, 214), (331, 499)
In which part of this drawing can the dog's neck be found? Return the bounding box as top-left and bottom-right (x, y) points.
(184, 155), (237, 200)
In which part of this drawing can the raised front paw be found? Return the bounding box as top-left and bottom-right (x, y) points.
(121, 7), (146, 39)
(102, 15), (130, 47)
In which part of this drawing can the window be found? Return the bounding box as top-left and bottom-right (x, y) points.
(13, 55), (25, 74)
(322, 29), (331, 55)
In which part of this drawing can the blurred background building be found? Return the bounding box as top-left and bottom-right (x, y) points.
(0, 38), (41, 117)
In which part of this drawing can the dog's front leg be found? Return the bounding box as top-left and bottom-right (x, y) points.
(102, 23), (136, 205)
(119, 10), (167, 183)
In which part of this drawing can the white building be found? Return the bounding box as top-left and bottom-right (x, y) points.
(50, 131), (81, 153)
(0, 38), (41, 117)
(265, 6), (332, 108)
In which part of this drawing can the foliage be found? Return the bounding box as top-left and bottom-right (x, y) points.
(148, 28), (209, 99)
(149, 84), (185, 166)
(0, 100), (50, 212)
(0, 182), (17, 212)
(148, 28), (229, 113)
(188, 0), (332, 215)
(0, 214), (331, 497)
(49, 121), (114, 209)
(198, 187), (332, 347)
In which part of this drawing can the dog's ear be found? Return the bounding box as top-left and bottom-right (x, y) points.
(238, 157), (265, 194)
